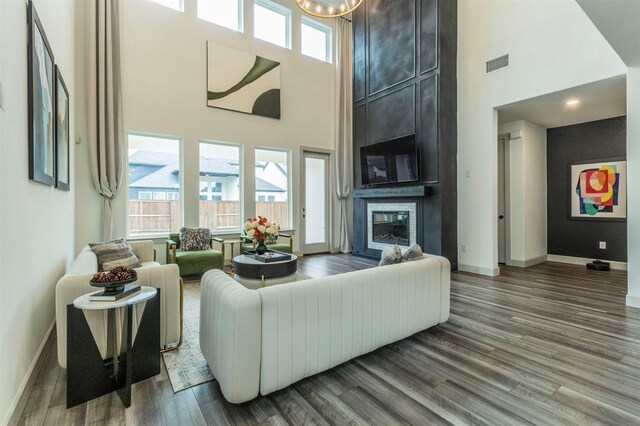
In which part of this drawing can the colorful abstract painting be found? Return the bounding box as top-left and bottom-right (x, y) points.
(571, 160), (626, 219)
(207, 42), (281, 119)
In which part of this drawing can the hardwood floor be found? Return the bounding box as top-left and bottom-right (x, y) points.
(17, 255), (637, 425)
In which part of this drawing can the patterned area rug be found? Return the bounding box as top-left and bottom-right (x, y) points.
(162, 280), (215, 393)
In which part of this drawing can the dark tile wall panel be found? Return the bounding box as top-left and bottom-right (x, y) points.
(367, 0), (416, 95)
(419, 75), (438, 182)
(420, 0), (438, 74)
(368, 85), (416, 144)
(353, 105), (367, 188)
(353, 4), (366, 102)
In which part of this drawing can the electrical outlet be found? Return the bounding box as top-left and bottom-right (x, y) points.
(465, 170), (472, 178)
(599, 241), (607, 250)
(461, 243), (467, 253)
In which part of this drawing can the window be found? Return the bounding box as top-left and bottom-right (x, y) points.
(301, 17), (332, 62)
(200, 142), (242, 232)
(255, 148), (290, 228)
(254, 0), (291, 48)
(198, 0), (242, 32)
(147, 0), (182, 11)
(128, 134), (181, 236)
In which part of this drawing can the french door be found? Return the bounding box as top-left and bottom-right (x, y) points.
(302, 151), (330, 254)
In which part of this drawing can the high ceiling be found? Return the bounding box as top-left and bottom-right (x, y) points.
(497, 74), (626, 129)
(577, 0), (640, 67)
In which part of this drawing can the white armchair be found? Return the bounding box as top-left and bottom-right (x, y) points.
(55, 240), (183, 369)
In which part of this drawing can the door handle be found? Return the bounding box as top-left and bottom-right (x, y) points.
(499, 215), (504, 219)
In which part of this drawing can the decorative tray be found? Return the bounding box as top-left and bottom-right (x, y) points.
(244, 250), (292, 263)
(89, 277), (138, 288)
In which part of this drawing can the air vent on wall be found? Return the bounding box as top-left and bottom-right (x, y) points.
(486, 54), (509, 74)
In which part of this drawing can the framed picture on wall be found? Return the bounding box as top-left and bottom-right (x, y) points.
(55, 66), (70, 191)
(28, 0), (56, 186)
(570, 158), (627, 220)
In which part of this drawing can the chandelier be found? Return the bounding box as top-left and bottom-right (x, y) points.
(295, 0), (363, 18)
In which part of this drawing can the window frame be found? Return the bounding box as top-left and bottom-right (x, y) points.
(199, 140), (245, 233)
(126, 131), (183, 239)
(301, 16), (332, 63)
(197, 0), (244, 33)
(254, 146), (292, 230)
(253, 0), (292, 49)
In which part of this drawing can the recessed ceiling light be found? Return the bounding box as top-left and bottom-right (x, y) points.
(566, 99), (580, 105)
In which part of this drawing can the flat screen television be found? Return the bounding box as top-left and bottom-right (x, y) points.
(360, 135), (418, 186)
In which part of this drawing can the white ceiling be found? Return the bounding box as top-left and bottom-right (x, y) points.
(497, 74), (626, 129)
(577, 0), (640, 67)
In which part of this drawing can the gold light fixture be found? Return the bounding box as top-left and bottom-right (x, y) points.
(295, 0), (363, 18)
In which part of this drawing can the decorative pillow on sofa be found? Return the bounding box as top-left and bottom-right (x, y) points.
(180, 227), (211, 251)
(89, 239), (143, 272)
(379, 245), (403, 266)
(402, 244), (423, 261)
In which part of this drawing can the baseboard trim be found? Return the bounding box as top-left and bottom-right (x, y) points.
(546, 254), (627, 271)
(458, 263), (500, 277)
(509, 255), (547, 268)
(626, 295), (640, 308)
(4, 319), (55, 426)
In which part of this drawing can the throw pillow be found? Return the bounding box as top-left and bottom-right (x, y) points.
(89, 239), (143, 272)
(180, 227), (211, 251)
(378, 245), (403, 266)
(402, 244), (423, 261)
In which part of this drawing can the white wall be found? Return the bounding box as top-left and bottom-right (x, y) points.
(458, 0), (625, 275)
(0, 0), (76, 423)
(75, 0), (340, 254)
(498, 120), (547, 266)
(627, 67), (640, 306)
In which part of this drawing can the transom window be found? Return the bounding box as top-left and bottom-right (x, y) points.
(198, 0), (243, 32)
(254, 0), (291, 49)
(301, 17), (332, 62)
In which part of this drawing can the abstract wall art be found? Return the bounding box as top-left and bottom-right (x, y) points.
(570, 159), (626, 220)
(28, 0), (56, 186)
(206, 42), (281, 119)
(55, 66), (70, 191)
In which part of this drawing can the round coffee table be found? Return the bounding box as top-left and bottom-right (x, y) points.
(233, 253), (297, 279)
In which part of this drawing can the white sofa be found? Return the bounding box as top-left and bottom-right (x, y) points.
(55, 240), (183, 369)
(200, 254), (450, 404)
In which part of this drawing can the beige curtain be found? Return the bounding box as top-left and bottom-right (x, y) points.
(87, 0), (124, 241)
(335, 19), (353, 253)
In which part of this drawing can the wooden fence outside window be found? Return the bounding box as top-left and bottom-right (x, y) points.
(129, 200), (288, 235)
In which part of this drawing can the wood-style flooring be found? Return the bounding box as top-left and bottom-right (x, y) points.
(17, 255), (638, 425)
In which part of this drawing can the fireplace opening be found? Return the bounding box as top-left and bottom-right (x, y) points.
(372, 211), (410, 246)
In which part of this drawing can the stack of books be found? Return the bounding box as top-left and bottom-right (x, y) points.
(89, 284), (141, 302)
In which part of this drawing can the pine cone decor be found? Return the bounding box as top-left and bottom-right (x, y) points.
(90, 266), (138, 286)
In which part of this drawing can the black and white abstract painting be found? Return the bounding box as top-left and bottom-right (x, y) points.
(28, 0), (56, 186)
(207, 42), (281, 119)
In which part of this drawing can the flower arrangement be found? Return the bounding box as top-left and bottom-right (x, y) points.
(244, 216), (280, 243)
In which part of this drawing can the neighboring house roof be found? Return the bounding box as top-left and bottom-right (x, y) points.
(130, 162), (179, 189)
(130, 159), (285, 192)
(200, 157), (240, 177)
(128, 150), (178, 166)
(256, 178), (285, 192)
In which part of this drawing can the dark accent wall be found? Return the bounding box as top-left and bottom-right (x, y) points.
(547, 116), (627, 262)
(351, 0), (457, 267)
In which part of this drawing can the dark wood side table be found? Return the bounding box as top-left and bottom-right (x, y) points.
(67, 286), (160, 408)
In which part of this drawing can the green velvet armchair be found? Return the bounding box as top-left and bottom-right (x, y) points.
(166, 233), (225, 277)
(241, 231), (293, 254)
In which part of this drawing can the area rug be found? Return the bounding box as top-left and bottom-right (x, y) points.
(162, 280), (215, 392)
